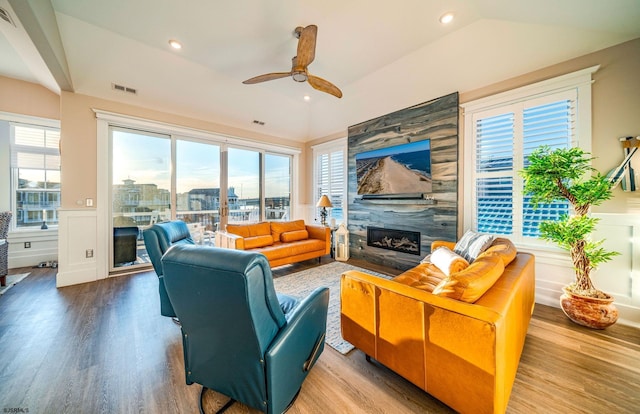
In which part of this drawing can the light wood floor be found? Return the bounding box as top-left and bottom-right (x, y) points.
(1, 259), (639, 414)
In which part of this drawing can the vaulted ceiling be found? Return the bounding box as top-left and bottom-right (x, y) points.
(1, 0), (639, 141)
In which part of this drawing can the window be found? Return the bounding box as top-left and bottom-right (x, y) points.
(264, 153), (291, 221)
(11, 124), (61, 229)
(102, 116), (297, 271)
(176, 139), (221, 234)
(313, 139), (347, 224)
(462, 66), (597, 245)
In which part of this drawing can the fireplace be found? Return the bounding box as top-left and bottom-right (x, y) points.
(367, 227), (421, 255)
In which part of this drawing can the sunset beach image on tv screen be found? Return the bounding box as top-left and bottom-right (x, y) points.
(355, 140), (431, 195)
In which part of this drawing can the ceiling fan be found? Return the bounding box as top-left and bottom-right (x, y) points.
(242, 25), (343, 98)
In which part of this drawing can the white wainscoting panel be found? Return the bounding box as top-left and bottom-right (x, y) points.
(8, 229), (58, 268)
(592, 213), (640, 326)
(57, 209), (99, 287)
(521, 213), (640, 328)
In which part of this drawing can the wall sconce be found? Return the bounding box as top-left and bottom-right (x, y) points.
(316, 195), (333, 226)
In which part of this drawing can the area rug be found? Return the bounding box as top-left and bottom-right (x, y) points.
(0, 273), (30, 295)
(273, 262), (392, 355)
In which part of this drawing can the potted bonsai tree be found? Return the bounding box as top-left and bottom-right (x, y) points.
(520, 146), (620, 329)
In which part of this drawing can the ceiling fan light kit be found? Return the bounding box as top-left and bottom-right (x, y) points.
(242, 25), (343, 98)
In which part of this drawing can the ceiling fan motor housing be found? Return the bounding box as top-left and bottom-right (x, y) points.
(292, 71), (307, 82)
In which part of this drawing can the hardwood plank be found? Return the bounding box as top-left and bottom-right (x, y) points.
(0, 262), (639, 413)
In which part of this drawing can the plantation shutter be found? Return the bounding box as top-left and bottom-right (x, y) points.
(472, 94), (574, 240)
(314, 141), (346, 222)
(316, 152), (330, 201)
(474, 112), (515, 235)
(521, 99), (572, 237)
(329, 150), (344, 214)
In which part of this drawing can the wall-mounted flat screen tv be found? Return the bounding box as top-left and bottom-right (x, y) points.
(356, 139), (431, 196)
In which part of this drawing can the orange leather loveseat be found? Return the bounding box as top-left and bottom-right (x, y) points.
(215, 220), (331, 268)
(340, 238), (535, 414)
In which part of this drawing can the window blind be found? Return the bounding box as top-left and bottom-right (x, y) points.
(473, 98), (573, 240)
(315, 147), (345, 221)
(11, 126), (60, 171)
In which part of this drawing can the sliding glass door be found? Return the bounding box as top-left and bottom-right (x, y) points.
(227, 147), (260, 224)
(265, 153), (291, 220)
(109, 126), (294, 272)
(111, 127), (171, 270)
(176, 139), (221, 244)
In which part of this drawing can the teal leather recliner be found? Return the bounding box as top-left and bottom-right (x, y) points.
(143, 220), (195, 317)
(162, 244), (330, 414)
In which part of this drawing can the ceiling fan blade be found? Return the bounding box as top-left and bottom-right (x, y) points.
(242, 72), (291, 84)
(307, 74), (343, 98)
(296, 25), (317, 68)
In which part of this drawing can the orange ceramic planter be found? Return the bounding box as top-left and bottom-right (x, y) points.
(560, 287), (618, 329)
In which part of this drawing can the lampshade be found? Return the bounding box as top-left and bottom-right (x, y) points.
(316, 195), (333, 208)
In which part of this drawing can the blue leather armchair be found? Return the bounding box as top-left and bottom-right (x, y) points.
(143, 220), (195, 317)
(162, 244), (329, 414)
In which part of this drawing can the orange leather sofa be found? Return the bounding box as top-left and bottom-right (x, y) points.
(215, 220), (331, 268)
(340, 238), (535, 414)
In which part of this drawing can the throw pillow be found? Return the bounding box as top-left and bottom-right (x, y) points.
(271, 220), (306, 243)
(454, 230), (494, 263)
(430, 246), (469, 276)
(243, 235), (274, 249)
(432, 251), (505, 303)
(280, 230), (309, 243)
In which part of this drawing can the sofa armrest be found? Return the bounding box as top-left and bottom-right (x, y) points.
(306, 224), (329, 241)
(214, 231), (245, 250)
(431, 240), (456, 251)
(341, 270), (500, 325)
(306, 225), (331, 254)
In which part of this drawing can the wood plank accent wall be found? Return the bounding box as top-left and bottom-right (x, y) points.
(347, 92), (459, 271)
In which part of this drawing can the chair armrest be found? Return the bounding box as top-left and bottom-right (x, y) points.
(265, 287), (329, 410)
(214, 231), (245, 250)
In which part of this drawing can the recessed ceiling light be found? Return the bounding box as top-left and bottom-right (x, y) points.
(169, 39), (182, 49)
(439, 12), (454, 25)
(304, 95), (311, 102)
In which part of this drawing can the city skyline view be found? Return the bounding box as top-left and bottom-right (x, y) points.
(112, 128), (291, 200)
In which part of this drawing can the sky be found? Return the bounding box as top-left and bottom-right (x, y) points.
(111, 129), (290, 199)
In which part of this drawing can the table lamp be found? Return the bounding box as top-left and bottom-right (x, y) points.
(316, 195), (333, 226)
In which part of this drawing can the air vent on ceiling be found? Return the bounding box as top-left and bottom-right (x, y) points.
(0, 6), (16, 27)
(252, 120), (265, 126)
(111, 83), (137, 95)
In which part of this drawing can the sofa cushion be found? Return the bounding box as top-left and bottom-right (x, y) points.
(392, 263), (447, 293)
(454, 230), (494, 262)
(280, 229), (309, 243)
(226, 222), (271, 238)
(270, 220), (306, 243)
(258, 239), (326, 261)
(429, 246), (469, 276)
(432, 251), (505, 303)
(244, 235), (275, 249)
